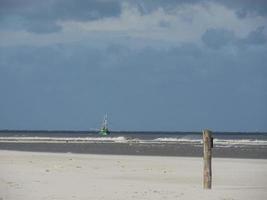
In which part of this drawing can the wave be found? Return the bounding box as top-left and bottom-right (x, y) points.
(213, 139), (267, 146)
(154, 137), (267, 145)
(153, 137), (202, 143)
(0, 136), (127, 143)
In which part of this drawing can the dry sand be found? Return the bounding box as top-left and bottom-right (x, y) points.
(0, 150), (267, 200)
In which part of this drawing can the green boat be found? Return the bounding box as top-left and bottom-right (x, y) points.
(99, 114), (110, 136)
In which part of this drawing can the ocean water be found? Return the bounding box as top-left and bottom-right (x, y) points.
(1, 130), (267, 146)
(1, 131), (267, 158)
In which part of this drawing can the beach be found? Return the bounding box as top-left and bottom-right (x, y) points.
(1, 150), (267, 200)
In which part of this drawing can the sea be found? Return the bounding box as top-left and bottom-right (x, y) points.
(0, 130), (267, 159)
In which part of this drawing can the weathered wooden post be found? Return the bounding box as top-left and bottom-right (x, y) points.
(203, 129), (213, 189)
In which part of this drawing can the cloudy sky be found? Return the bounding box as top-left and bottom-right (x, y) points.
(0, 0), (267, 131)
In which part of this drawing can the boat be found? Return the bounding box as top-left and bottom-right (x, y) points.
(99, 114), (110, 136)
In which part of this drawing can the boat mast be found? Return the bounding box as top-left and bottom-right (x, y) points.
(102, 114), (108, 129)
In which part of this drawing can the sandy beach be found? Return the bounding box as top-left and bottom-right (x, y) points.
(0, 150), (267, 200)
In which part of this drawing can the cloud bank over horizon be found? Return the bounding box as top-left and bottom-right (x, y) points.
(0, 0), (267, 131)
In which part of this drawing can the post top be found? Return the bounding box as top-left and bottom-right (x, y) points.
(203, 129), (212, 136)
(203, 129), (212, 133)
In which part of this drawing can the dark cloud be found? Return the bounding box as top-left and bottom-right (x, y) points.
(215, 0), (267, 17)
(24, 19), (62, 33)
(202, 28), (235, 49)
(130, 0), (267, 17)
(131, 0), (203, 14)
(0, 0), (121, 34)
(202, 27), (267, 49)
(235, 8), (248, 19)
(158, 20), (171, 28)
(242, 26), (267, 45)
(0, 0), (121, 19)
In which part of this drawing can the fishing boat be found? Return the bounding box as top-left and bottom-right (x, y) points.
(99, 114), (110, 136)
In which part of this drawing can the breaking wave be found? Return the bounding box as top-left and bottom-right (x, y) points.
(153, 137), (202, 143)
(213, 139), (267, 146)
(0, 136), (267, 146)
(0, 136), (127, 143)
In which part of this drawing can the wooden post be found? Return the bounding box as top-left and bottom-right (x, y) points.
(203, 129), (213, 189)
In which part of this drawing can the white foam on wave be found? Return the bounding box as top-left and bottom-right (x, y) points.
(153, 137), (267, 146)
(0, 136), (127, 143)
(153, 137), (202, 143)
(213, 139), (267, 146)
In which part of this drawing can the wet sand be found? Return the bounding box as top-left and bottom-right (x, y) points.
(0, 142), (267, 159)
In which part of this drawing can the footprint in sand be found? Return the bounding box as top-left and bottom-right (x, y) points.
(6, 181), (20, 188)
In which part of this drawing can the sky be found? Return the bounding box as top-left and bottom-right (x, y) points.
(0, 0), (267, 132)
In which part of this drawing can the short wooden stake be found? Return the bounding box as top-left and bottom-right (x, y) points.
(203, 129), (213, 189)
